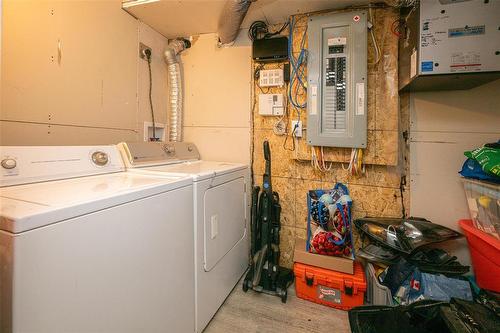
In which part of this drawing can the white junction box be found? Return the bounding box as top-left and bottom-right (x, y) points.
(259, 94), (284, 116)
(259, 69), (284, 87)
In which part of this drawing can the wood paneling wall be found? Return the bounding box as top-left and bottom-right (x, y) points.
(0, 0), (167, 145)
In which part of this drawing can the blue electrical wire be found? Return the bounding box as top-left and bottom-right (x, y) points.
(288, 16), (308, 111)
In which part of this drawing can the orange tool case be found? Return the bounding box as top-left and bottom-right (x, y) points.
(294, 261), (366, 310)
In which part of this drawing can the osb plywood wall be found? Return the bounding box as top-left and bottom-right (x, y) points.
(252, 8), (409, 268)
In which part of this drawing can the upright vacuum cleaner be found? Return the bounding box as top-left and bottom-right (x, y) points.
(242, 141), (294, 303)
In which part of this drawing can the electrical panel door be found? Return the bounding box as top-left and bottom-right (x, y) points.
(307, 11), (367, 148)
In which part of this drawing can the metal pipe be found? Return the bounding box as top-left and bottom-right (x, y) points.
(164, 39), (190, 142)
(217, 0), (253, 46)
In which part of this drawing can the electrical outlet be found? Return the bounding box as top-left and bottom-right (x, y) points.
(139, 42), (152, 60)
(291, 120), (303, 137)
(143, 122), (165, 142)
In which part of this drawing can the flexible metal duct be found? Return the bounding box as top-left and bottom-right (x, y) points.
(217, 0), (253, 46)
(164, 39), (191, 142)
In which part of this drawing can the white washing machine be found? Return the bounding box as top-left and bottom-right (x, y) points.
(0, 145), (195, 333)
(118, 141), (250, 332)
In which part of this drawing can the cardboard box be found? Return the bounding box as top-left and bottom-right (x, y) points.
(294, 238), (354, 275)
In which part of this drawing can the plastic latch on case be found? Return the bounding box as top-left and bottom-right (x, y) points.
(344, 280), (353, 295)
(306, 272), (314, 286)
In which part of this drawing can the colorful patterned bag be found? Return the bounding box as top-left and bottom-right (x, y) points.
(306, 183), (354, 259)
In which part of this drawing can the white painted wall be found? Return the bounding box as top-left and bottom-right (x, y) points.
(1, 0), (251, 161)
(181, 32), (251, 164)
(410, 79), (500, 266)
(0, 0), (167, 145)
(138, 21), (169, 141)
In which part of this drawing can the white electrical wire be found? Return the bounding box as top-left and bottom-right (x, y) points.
(311, 147), (319, 169)
(384, 0), (417, 8)
(321, 147), (332, 172)
(311, 146), (332, 172)
(293, 127), (309, 162)
(274, 85), (288, 136)
(342, 148), (366, 176)
(273, 116), (286, 135)
(342, 148), (357, 174)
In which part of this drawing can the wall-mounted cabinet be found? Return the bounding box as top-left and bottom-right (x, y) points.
(399, 0), (500, 92)
(307, 11), (368, 148)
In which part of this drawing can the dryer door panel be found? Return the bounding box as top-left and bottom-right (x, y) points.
(204, 177), (246, 271)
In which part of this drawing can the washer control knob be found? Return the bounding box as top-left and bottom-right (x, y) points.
(164, 145), (175, 154)
(1, 158), (16, 169)
(91, 151), (109, 166)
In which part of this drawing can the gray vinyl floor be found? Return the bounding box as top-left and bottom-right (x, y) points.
(205, 279), (351, 333)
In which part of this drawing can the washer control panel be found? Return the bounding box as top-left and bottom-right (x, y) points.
(0, 146), (123, 187)
(118, 142), (200, 167)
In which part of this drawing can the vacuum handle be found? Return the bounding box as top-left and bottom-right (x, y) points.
(263, 141), (270, 162)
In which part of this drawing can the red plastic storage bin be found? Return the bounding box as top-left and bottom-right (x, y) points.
(459, 219), (500, 292)
(294, 261), (366, 310)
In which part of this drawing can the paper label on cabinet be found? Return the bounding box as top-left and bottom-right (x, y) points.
(328, 37), (347, 46)
(310, 85), (318, 115)
(356, 83), (365, 116)
(410, 50), (417, 78)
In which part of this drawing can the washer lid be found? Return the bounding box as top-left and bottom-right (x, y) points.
(141, 160), (248, 181)
(0, 172), (191, 233)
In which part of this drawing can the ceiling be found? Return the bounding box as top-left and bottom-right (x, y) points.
(123, 0), (372, 39)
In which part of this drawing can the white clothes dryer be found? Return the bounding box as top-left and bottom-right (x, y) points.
(119, 142), (250, 332)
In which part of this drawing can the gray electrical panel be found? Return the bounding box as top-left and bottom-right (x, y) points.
(307, 11), (367, 148)
(399, 0), (500, 91)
